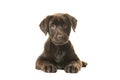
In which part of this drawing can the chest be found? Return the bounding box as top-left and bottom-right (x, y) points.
(54, 49), (66, 63)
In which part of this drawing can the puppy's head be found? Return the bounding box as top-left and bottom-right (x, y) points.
(39, 13), (77, 45)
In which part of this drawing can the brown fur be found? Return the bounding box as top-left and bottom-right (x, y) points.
(35, 13), (87, 73)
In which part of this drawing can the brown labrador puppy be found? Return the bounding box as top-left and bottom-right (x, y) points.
(36, 13), (87, 73)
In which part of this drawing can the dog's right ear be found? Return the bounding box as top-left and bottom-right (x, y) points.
(39, 16), (52, 35)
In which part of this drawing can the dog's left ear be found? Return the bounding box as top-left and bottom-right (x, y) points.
(39, 16), (52, 35)
(64, 14), (77, 32)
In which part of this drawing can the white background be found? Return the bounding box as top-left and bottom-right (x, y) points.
(0, 0), (120, 80)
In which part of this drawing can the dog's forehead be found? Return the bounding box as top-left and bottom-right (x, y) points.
(49, 14), (69, 25)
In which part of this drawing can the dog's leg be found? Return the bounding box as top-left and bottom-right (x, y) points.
(64, 60), (87, 73)
(36, 57), (57, 73)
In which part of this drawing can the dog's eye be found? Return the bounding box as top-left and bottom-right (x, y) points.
(51, 24), (56, 30)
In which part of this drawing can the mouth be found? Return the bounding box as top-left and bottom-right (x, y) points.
(52, 40), (68, 45)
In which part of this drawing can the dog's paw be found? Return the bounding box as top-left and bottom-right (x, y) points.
(43, 64), (57, 73)
(64, 61), (82, 73)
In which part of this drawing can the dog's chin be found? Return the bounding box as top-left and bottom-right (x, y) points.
(52, 40), (68, 46)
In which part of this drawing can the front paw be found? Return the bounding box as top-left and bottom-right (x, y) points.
(64, 61), (82, 73)
(43, 64), (57, 73)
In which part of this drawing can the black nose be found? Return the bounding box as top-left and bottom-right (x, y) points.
(57, 35), (64, 40)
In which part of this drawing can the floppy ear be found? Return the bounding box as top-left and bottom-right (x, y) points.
(39, 16), (52, 35)
(64, 14), (77, 32)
